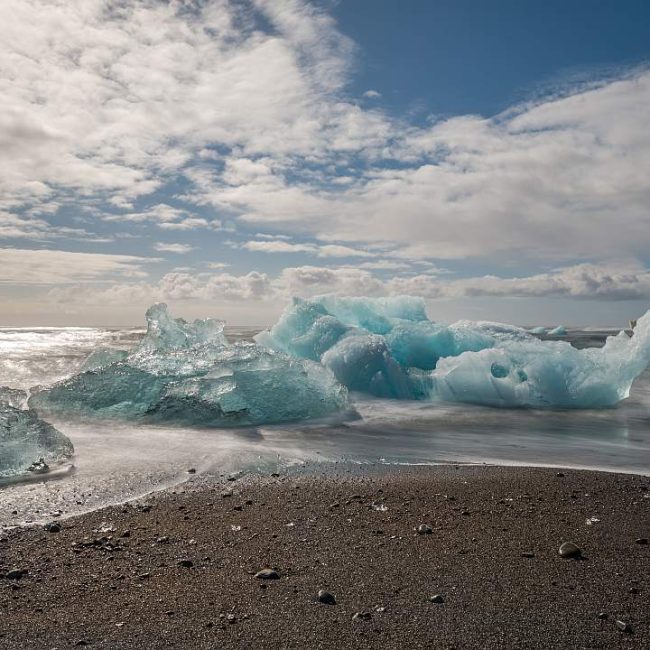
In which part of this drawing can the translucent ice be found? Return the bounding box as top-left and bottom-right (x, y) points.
(257, 296), (650, 409)
(432, 310), (650, 408)
(548, 325), (567, 336)
(256, 297), (529, 398)
(0, 402), (74, 478)
(30, 304), (348, 426)
(529, 326), (547, 335)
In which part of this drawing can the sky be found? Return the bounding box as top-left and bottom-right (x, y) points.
(1, 0), (650, 326)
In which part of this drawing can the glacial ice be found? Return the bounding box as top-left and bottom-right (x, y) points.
(29, 303), (348, 426)
(0, 390), (73, 478)
(529, 326), (547, 335)
(548, 325), (567, 336)
(256, 296), (650, 409)
(25, 299), (650, 423)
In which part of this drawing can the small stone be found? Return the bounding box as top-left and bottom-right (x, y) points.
(635, 537), (648, 545)
(615, 620), (633, 634)
(75, 641), (89, 647)
(44, 522), (61, 533)
(317, 589), (336, 605)
(521, 552), (535, 558)
(177, 559), (193, 568)
(226, 613), (237, 624)
(165, 610), (174, 616)
(558, 542), (581, 558)
(629, 587), (639, 594)
(255, 568), (279, 580)
(556, 472), (565, 477)
(187, 468), (196, 474)
(429, 594), (445, 604)
(416, 524), (433, 535)
(121, 530), (131, 538)
(597, 612), (608, 620)
(352, 611), (372, 621)
(5, 569), (27, 580)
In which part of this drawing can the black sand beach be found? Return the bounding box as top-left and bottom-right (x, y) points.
(1, 465), (649, 649)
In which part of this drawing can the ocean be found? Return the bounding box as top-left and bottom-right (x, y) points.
(1, 324), (649, 525)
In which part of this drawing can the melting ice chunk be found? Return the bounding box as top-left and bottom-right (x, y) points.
(30, 304), (349, 426)
(256, 296), (650, 409)
(0, 402), (73, 478)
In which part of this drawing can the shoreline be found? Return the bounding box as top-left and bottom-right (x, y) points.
(1, 464), (649, 648)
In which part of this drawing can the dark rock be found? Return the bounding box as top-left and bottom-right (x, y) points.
(521, 552), (535, 558)
(556, 472), (565, 477)
(177, 559), (193, 568)
(4, 569), (27, 580)
(597, 612), (608, 620)
(44, 522), (61, 533)
(187, 468), (196, 474)
(352, 611), (372, 621)
(635, 537), (648, 545)
(558, 542), (581, 558)
(317, 589), (336, 605)
(416, 524), (433, 535)
(429, 594), (445, 604)
(255, 568), (279, 580)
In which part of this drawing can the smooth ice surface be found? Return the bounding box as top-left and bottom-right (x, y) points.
(256, 296), (650, 408)
(30, 304), (348, 426)
(529, 326), (547, 335)
(548, 325), (567, 336)
(0, 396), (73, 478)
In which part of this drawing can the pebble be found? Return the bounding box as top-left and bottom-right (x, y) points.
(317, 589), (336, 605)
(558, 542), (581, 558)
(44, 522), (61, 533)
(416, 524), (433, 535)
(4, 569), (27, 580)
(187, 468), (196, 474)
(615, 620), (633, 633)
(352, 611), (372, 621)
(429, 594), (445, 604)
(635, 537), (648, 545)
(597, 612), (608, 620)
(255, 568), (280, 580)
(177, 559), (194, 568)
(521, 552), (535, 558)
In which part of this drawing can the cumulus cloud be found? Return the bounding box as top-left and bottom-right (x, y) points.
(42, 262), (650, 322)
(2, 0), (649, 320)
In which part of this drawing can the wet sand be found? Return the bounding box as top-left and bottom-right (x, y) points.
(1, 465), (649, 649)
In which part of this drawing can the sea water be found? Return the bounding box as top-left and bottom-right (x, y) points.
(1, 323), (649, 525)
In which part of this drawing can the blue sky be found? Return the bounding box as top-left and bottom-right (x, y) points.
(1, 0), (649, 326)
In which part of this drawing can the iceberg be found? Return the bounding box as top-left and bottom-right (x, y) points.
(529, 326), (547, 335)
(30, 303), (349, 426)
(0, 390), (73, 478)
(548, 325), (567, 336)
(256, 296), (650, 409)
(26, 298), (650, 420)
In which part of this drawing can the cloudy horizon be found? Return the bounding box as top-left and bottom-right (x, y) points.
(2, 0), (649, 327)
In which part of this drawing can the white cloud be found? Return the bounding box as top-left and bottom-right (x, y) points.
(153, 243), (194, 254)
(363, 90), (381, 99)
(0, 248), (155, 284)
(241, 240), (373, 257)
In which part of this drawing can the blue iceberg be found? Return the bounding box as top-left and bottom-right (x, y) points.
(0, 389), (74, 478)
(30, 303), (349, 426)
(256, 296), (650, 409)
(27, 298), (650, 422)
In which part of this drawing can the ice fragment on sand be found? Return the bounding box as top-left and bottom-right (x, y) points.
(0, 403), (73, 478)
